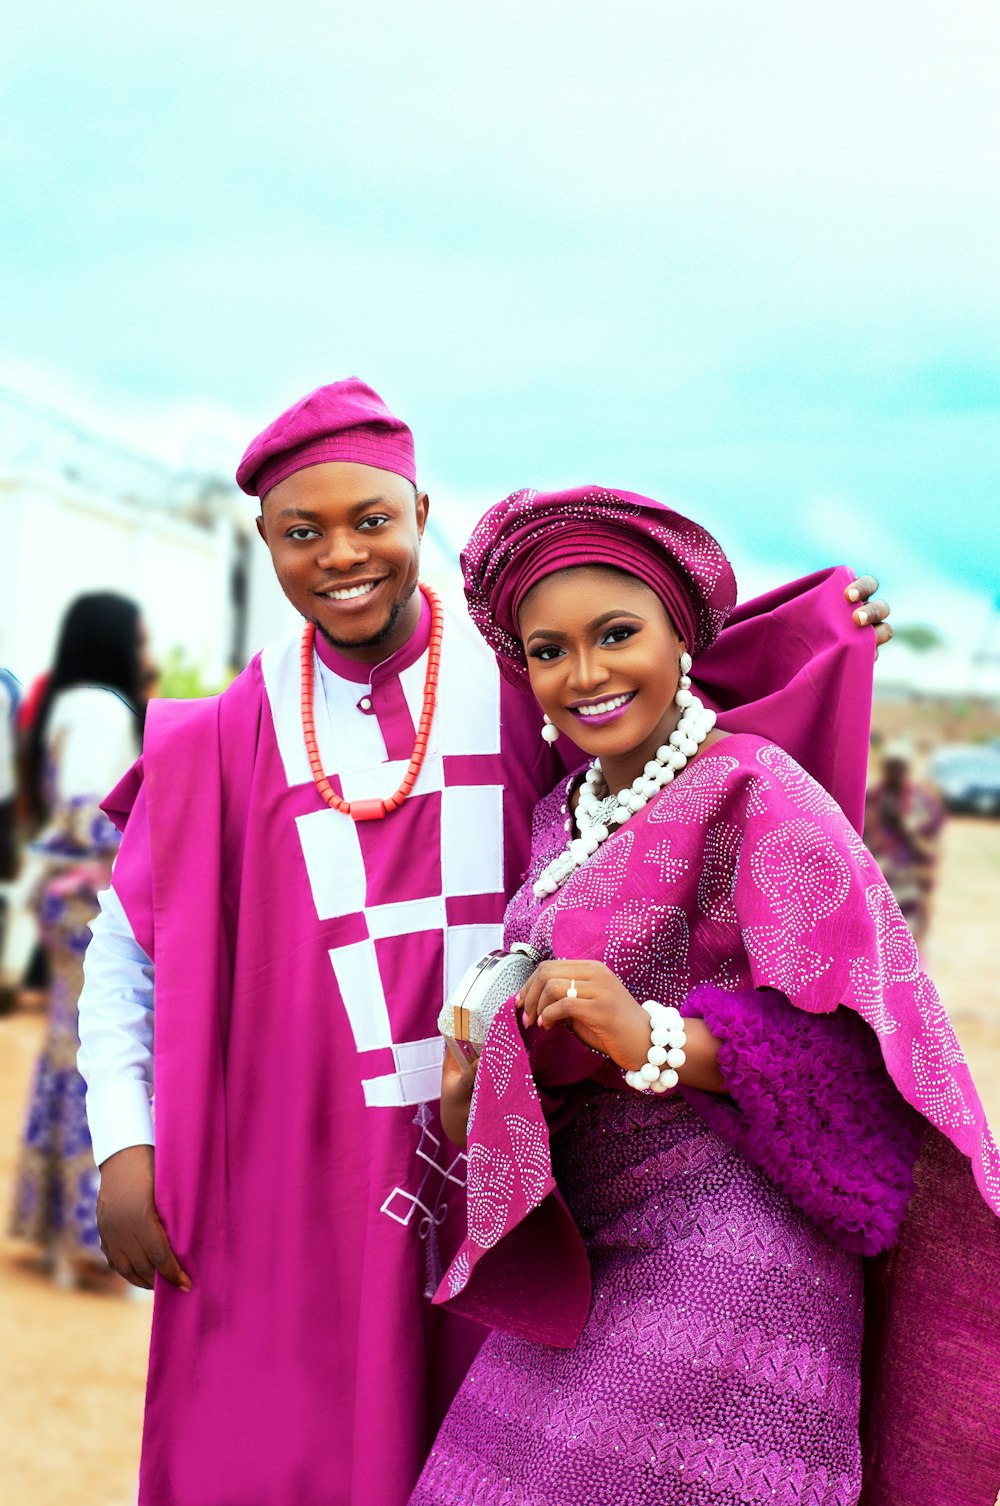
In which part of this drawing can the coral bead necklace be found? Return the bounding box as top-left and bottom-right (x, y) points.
(299, 581), (444, 821)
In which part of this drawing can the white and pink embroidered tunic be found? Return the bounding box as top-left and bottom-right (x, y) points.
(78, 591), (563, 1506)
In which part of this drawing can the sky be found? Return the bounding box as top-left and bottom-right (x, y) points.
(2, 1), (999, 677)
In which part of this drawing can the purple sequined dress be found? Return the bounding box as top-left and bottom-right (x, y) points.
(415, 1088), (865, 1506)
(411, 743), (934, 1506)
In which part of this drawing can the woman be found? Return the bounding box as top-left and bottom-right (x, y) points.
(9, 592), (153, 1289)
(411, 488), (1000, 1506)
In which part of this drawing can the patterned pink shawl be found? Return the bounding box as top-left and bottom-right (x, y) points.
(436, 735), (1000, 1504)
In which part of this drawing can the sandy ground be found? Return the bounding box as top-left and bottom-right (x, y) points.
(1, 816), (999, 1505)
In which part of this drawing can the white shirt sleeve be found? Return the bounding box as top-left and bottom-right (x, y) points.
(78, 882), (156, 1166)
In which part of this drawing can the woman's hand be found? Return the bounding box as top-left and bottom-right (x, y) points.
(519, 960), (727, 1092)
(846, 575), (892, 654)
(517, 960), (650, 1072)
(440, 1044), (479, 1148)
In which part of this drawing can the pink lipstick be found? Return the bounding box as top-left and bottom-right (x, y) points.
(568, 691), (637, 728)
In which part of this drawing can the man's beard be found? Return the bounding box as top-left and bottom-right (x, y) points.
(314, 581), (417, 653)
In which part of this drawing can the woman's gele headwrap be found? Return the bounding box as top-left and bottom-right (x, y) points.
(461, 486), (738, 686)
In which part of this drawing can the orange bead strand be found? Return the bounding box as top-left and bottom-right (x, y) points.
(299, 583), (444, 821)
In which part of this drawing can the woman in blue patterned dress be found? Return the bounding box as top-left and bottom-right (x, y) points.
(9, 593), (152, 1289)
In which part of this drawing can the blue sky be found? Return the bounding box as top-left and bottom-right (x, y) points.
(3, 2), (999, 638)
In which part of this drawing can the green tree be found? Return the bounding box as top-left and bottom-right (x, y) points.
(890, 623), (945, 652)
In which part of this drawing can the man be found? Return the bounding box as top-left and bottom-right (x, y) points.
(78, 379), (891, 1506)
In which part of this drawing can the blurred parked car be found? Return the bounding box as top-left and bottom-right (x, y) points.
(929, 743), (1000, 815)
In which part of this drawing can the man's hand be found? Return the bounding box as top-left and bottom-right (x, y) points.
(846, 575), (892, 655)
(96, 1144), (192, 1292)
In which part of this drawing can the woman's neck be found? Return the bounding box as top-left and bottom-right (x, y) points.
(598, 724), (729, 798)
(598, 707), (681, 795)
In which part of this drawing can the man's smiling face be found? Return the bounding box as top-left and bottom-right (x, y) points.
(257, 461), (429, 663)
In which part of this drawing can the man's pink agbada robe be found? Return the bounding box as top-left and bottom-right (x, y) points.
(106, 597), (563, 1506)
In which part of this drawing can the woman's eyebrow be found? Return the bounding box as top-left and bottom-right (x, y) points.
(526, 610), (644, 645)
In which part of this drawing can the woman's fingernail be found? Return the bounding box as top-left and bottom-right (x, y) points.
(847, 587), (860, 601)
(857, 609), (869, 624)
(522, 1009), (530, 1028)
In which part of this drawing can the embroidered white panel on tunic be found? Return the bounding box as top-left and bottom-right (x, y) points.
(261, 602), (504, 1111)
(325, 938), (393, 1052)
(406, 600), (501, 757)
(445, 923), (506, 996)
(295, 806), (368, 918)
(263, 635), (387, 785)
(340, 753), (444, 805)
(367, 896), (446, 940)
(442, 785), (504, 896)
(363, 1037), (443, 1109)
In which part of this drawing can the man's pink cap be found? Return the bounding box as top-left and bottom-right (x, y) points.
(235, 378), (416, 498)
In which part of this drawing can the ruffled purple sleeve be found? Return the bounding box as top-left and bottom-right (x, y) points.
(681, 983), (924, 1257)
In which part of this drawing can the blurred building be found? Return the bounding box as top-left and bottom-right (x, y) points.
(0, 388), (468, 693)
(0, 387), (295, 689)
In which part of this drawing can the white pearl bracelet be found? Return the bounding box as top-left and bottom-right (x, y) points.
(624, 1001), (687, 1095)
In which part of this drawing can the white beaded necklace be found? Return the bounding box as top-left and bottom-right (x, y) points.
(532, 674), (716, 900)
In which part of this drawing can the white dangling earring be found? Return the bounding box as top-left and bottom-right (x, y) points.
(675, 651), (694, 709)
(541, 713), (559, 744)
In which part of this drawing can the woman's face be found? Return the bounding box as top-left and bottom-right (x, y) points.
(518, 566), (686, 771)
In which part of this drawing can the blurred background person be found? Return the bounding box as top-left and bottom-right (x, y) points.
(0, 667), (19, 881)
(0, 668), (20, 1014)
(864, 735), (946, 950)
(0, 668), (19, 868)
(4, 667), (54, 1010)
(8, 592), (154, 1291)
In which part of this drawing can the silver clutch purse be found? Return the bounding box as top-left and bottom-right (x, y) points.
(438, 943), (541, 1057)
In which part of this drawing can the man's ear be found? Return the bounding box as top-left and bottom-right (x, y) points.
(415, 489), (430, 539)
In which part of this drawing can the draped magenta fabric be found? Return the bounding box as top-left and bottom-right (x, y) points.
(431, 736), (1000, 1504)
(699, 567), (874, 834)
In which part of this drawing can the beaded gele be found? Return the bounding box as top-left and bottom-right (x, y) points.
(461, 486), (737, 688)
